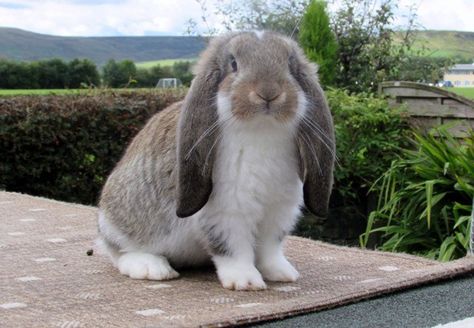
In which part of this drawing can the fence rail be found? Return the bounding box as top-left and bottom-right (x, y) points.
(379, 81), (474, 137)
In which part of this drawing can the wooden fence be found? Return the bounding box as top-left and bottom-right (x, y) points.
(379, 81), (474, 137)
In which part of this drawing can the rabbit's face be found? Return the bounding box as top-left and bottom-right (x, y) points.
(217, 32), (302, 124)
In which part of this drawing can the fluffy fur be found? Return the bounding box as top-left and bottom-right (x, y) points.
(98, 31), (335, 290)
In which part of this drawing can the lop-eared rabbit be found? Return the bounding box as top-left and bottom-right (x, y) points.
(98, 31), (335, 290)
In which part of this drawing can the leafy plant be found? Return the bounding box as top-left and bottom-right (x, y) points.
(327, 88), (409, 211)
(360, 127), (474, 261)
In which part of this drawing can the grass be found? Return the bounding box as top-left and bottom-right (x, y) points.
(451, 87), (474, 99)
(3, 86), (473, 100)
(135, 58), (196, 69)
(0, 89), (82, 96)
(395, 31), (474, 61)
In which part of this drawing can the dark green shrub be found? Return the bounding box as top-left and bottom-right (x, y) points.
(328, 88), (409, 212)
(0, 89), (185, 205)
(360, 127), (474, 261)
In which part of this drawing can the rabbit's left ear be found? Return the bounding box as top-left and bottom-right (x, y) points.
(176, 34), (235, 218)
(290, 50), (336, 218)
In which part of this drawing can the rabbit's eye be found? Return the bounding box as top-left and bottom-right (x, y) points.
(230, 56), (238, 72)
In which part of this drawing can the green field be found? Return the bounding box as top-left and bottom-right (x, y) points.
(2, 86), (474, 100)
(397, 31), (474, 60)
(136, 58), (196, 69)
(451, 87), (474, 99)
(0, 89), (82, 96)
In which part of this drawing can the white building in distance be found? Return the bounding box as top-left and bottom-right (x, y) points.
(444, 64), (474, 88)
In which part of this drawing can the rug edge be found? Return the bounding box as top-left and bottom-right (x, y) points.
(204, 256), (474, 328)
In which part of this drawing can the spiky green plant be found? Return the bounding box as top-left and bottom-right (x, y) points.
(360, 127), (474, 261)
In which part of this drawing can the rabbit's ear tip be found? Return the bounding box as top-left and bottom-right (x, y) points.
(175, 204), (204, 218)
(175, 202), (195, 218)
(304, 196), (329, 218)
(175, 209), (191, 218)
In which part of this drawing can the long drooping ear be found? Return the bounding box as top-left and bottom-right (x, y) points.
(175, 34), (235, 218)
(291, 48), (336, 218)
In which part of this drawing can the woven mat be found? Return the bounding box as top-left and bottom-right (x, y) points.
(1, 192), (473, 328)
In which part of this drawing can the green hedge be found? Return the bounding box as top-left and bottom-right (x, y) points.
(1, 88), (408, 244)
(0, 90), (185, 204)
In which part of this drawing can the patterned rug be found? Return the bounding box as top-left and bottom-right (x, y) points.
(1, 191), (473, 328)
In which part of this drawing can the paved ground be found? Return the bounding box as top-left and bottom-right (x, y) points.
(256, 273), (474, 328)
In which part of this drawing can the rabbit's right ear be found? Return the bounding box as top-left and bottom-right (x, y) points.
(176, 34), (234, 218)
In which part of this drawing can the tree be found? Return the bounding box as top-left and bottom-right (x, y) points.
(67, 59), (100, 88)
(102, 59), (137, 88)
(331, 0), (416, 92)
(396, 56), (453, 84)
(172, 61), (194, 86)
(299, 0), (337, 86)
(188, 0), (309, 37)
(36, 59), (69, 89)
(0, 60), (38, 89)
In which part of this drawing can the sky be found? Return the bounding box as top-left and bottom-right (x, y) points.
(0, 0), (473, 37)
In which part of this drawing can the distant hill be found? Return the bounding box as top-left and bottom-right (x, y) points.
(0, 27), (206, 65)
(404, 30), (474, 61)
(2, 28), (473, 66)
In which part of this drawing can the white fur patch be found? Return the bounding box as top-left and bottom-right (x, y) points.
(214, 256), (266, 290)
(207, 91), (304, 289)
(117, 252), (179, 281)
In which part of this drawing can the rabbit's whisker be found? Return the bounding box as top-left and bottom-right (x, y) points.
(299, 129), (322, 176)
(185, 119), (221, 160)
(201, 116), (236, 175)
(297, 112), (339, 165)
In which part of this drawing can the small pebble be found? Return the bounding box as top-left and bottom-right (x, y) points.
(86, 249), (94, 256)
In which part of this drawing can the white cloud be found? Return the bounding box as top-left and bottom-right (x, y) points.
(0, 0), (212, 36)
(414, 0), (474, 32)
(0, 0), (473, 36)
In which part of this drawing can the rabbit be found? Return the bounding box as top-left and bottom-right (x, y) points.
(97, 30), (335, 291)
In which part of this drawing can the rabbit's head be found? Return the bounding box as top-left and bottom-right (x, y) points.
(176, 31), (335, 219)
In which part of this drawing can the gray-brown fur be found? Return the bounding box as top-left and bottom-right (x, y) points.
(99, 102), (182, 245)
(200, 221), (231, 256)
(290, 47), (335, 217)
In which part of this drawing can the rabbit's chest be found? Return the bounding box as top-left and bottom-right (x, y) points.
(213, 125), (301, 204)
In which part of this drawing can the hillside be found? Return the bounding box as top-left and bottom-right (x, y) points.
(407, 30), (474, 61)
(1, 28), (473, 65)
(0, 27), (206, 65)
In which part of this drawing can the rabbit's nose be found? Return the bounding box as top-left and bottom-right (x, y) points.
(255, 83), (282, 104)
(256, 92), (281, 103)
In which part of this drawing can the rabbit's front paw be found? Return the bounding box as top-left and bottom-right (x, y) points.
(216, 262), (267, 291)
(118, 252), (179, 280)
(258, 256), (299, 282)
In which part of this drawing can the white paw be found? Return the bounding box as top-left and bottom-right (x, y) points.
(215, 260), (266, 291)
(258, 257), (299, 282)
(117, 252), (179, 280)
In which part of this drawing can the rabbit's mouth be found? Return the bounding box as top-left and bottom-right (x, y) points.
(225, 85), (299, 123)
